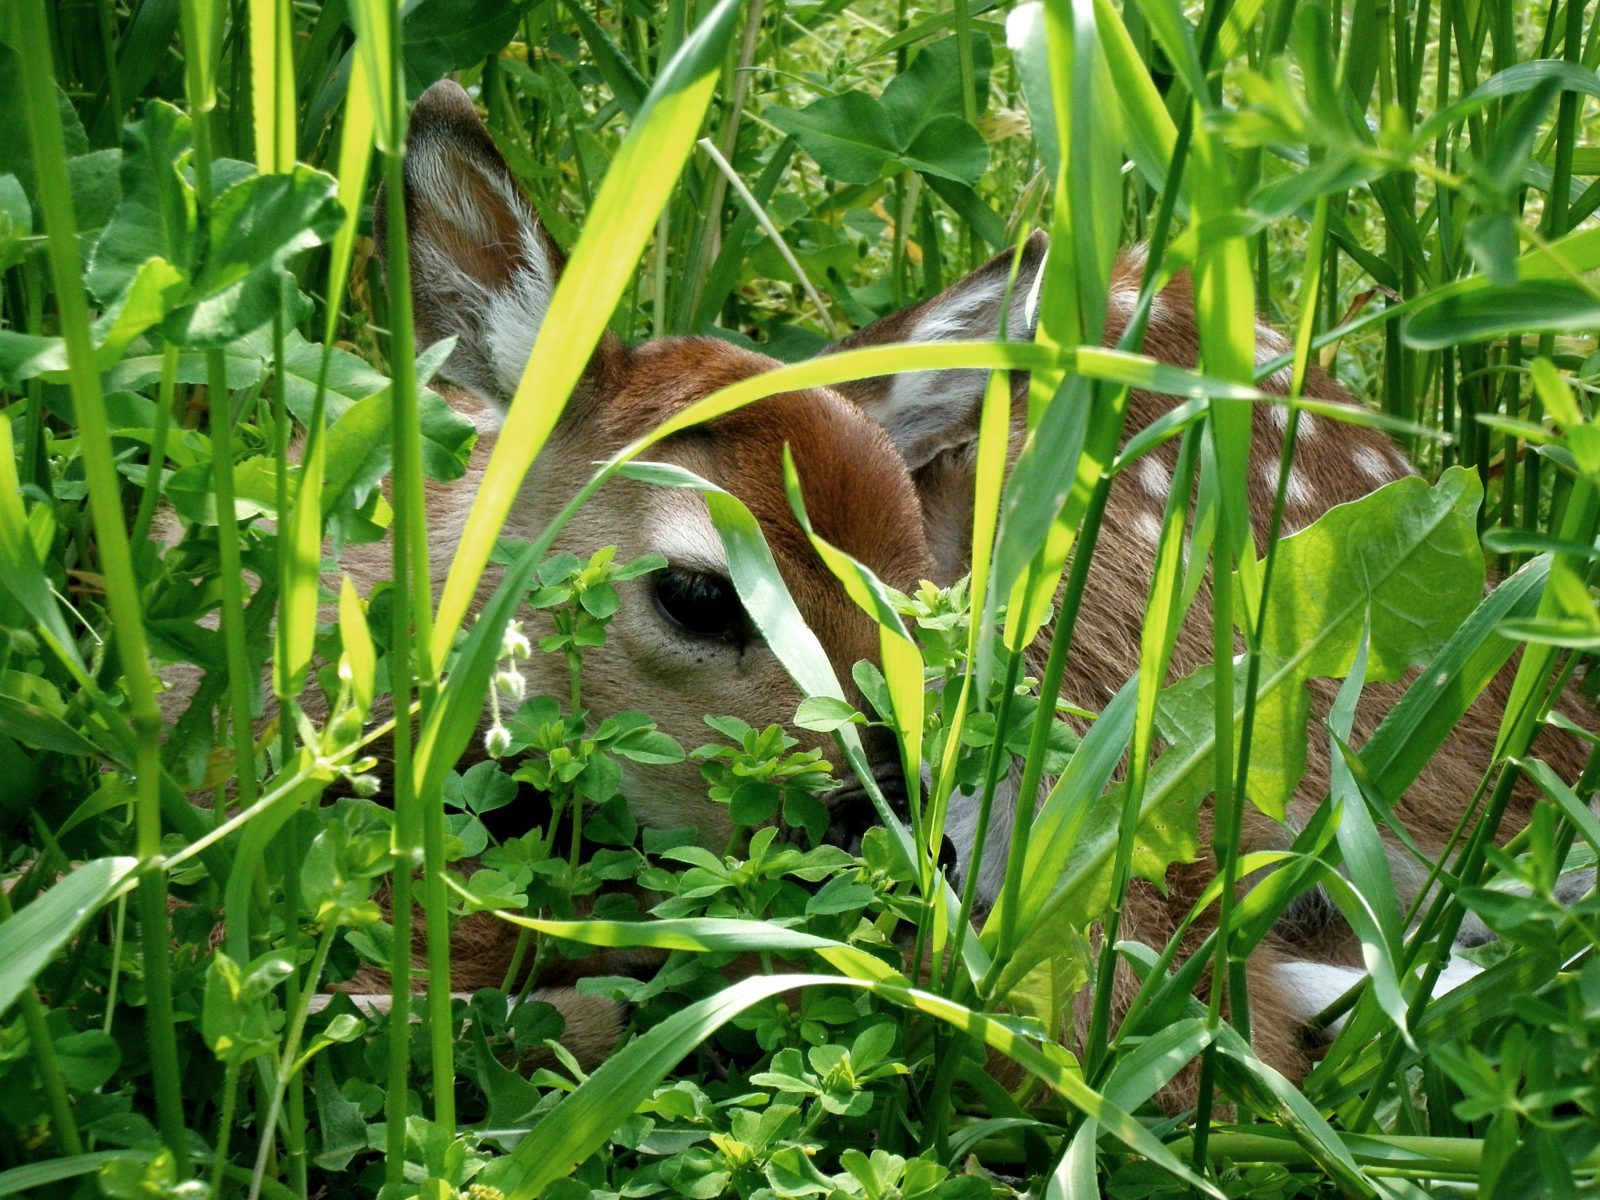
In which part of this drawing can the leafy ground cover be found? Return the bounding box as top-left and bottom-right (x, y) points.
(3, 0), (1600, 1197)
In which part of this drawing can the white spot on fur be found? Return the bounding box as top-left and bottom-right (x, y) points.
(1277, 953), (1483, 1036)
(1354, 445), (1404, 484)
(1276, 961), (1364, 1030)
(1431, 954), (1483, 996)
(1133, 454), (1170, 499)
(1132, 509), (1163, 545)
(1259, 459), (1313, 507)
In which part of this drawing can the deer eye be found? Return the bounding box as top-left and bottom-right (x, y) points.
(652, 568), (748, 644)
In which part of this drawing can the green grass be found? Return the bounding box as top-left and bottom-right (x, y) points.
(2, 0), (1600, 1197)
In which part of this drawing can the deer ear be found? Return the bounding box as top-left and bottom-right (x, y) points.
(829, 231), (1047, 470)
(375, 80), (571, 405)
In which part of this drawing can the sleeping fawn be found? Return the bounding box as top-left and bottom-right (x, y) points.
(331, 79), (1588, 1088)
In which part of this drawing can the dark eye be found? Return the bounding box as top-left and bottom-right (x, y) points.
(652, 568), (749, 643)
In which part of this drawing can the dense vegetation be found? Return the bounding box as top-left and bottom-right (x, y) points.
(3, 0), (1600, 1196)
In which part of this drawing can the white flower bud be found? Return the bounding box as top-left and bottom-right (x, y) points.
(484, 722), (513, 759)
(350, 773), (381, 798)
(495, 669), (527, 703)
(501, 620), (532, 660)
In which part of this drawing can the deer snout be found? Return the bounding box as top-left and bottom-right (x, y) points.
(822, 729), (954, 868)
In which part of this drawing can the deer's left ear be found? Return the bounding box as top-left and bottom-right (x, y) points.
(828, 231), (1047, 470)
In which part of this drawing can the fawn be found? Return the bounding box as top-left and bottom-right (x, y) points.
(338, 80), (1585, 1085)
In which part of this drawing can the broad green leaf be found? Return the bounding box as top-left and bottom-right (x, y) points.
(85, 100), (195, 305)
(768, 94), (900, 185)
(1155, 658), (1309, 821)
(1251, 469), (1485, 681)
(161, 166), (340, 347)
(1402, 279), (1600, 349)
(0, 857), (138, 1019)
(771, 39), (994, 187)
(881, 35), (994, 143)
(0, 173), (31, 271)
(900, 114), (990, 185)
(402, 0), (526, 91)
(91, 256), (187, 363)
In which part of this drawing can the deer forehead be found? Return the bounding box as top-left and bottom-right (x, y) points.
(600, 337), (935, 592)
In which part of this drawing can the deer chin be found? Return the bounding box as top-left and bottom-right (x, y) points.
(618, 759), (734, 848)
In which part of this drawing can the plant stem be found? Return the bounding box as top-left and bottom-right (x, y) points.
(379, 32), (456, 1132)
(212, 1060), (242, 1195)
(247, 925), (335, 1200)
(15, 0), (185, 1157)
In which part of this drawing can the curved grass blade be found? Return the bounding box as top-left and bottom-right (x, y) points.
(781, 445), (925, 824)
(615, 458), (991, 983)
(0, 857), (138, 1020)
(478, 971), (1224, 1200)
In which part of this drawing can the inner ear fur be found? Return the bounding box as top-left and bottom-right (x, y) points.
(376, 79), (588, 405)
(827, 230), (1048, 471)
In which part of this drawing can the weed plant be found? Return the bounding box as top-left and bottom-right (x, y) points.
(2, 0), (1600, 1197)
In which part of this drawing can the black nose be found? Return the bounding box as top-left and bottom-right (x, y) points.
(823, 761), (957, 869)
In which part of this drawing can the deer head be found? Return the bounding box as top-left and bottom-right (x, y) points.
(373, 81), (1052, 846)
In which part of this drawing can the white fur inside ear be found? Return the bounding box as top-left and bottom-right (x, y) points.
(405, 131), (559, 404)
(875, 275), (1036, 469)
(1022, 245), (1048, 327)
(483, 226), (557, 398)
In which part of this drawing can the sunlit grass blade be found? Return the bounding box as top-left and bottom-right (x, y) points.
(781, 445), (925, 835)
(430, 0), (744, 664)
(248, 0), (295, 172)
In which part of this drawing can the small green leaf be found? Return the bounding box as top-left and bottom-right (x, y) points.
(794, 695), (864, 732)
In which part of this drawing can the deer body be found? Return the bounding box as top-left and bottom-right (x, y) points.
(343, 81), (1583, 1087)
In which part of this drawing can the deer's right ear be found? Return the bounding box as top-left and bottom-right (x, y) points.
(828, 231), (1047, 470)
(376, 79), (570, 405)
